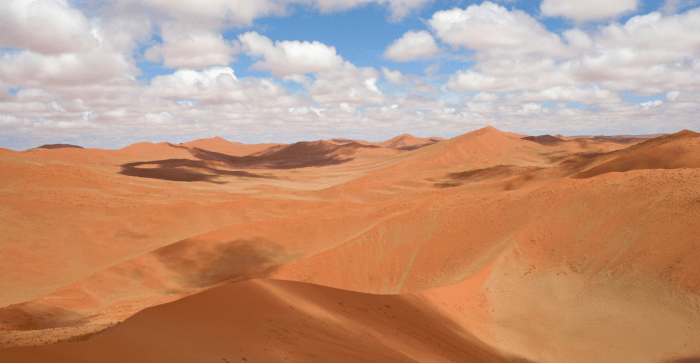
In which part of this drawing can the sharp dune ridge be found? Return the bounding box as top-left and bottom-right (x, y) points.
(1, 127), (699, 362)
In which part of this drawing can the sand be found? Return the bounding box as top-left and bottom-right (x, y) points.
(1, 128), (699, 362)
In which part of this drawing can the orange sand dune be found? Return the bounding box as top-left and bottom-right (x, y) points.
(378, 133), (444, 150)
(182, 136), (280, 156)
(1, 127), (700, 362)
(572, 129), (700, 178)
(0, 279), (512, 363)
(314, 126), (636, 201)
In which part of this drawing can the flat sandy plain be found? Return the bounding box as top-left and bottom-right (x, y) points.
(1, 127), (699, 362)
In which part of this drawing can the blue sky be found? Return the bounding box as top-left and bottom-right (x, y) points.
(1, 0), (699, 149)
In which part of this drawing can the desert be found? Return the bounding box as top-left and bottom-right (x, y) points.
(3, 0), (700, 361)
(1, 128), (699, 362)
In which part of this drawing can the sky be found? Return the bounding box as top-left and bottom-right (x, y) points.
(1, 0), (700, 149)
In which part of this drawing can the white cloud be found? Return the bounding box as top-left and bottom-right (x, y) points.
(0, 0), (96, 54)
(382, 67), (408, 84)
(381, 67), (441, 93)
(0, 80), (11, 102)
(408, 83), (441, 94)
(394, 94), (447, 110)
(381, 0), (433, 21)
(429, 2), (568, 58)
(98, 15), (153, 55)
(438, 4), (700, 97)
(239, 32), (345, 77)
(0, 49), (139, 88)
(107, 0), (430, 29)
(146, 67), (293, 105)
(383, 30), (442, 61)
(471, 92), (500, 102)
(541, 0), (638, 22)
(505, 85), (621, 104)
(146, 25), (240, 69)
(113, 0), (288, 28)
(308, 63), (386, 106)
(446, 59), (576, 93)
(666, 91), (680, 101)
(0, 1), (150, 89)
(312, 0), (432, 21)
(641, 100), (663, 107)
(596, 10), (700, 55)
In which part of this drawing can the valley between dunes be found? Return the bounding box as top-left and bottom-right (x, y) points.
(1, 127), (699, 362)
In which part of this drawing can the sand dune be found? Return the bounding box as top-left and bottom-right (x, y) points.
(0, 279), (513, 363)
(1, 127), (699, 362)
(378, 133), (444, 151)
(183, 136), (279, 156)
(572, 129), (700, 178)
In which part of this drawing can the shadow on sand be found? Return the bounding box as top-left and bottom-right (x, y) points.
(119, 141), (377, 183)
(153, 236), (286, 288)
(434, 165), (543, 189)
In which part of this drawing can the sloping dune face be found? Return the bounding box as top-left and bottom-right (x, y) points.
(1, 128), (700, 363)
(0, 279), (511, 363)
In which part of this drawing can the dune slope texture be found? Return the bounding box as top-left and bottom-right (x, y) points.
(1, 128), (699, 363)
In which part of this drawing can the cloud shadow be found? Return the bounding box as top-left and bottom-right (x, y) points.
(119, 141), (377, 183)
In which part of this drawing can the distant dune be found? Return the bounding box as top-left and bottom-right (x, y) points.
(378, 133), (444, 150)
(34, 144), (84, 150)
(1, 127), (699, 363)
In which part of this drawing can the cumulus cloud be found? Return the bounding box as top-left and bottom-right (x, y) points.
(381, 67), (441, 93)
(541, 0), (638, 22)
(0, 49), (139, 88)
(383, 30), (442, 61)
(146, 25), (240, 69)
(0, 0), (150, 89)
(239, 32), (345, 77)
(308, 63), (386, 106)
(439, 4), (700, 97)
(382, 67), (408, 84)
(0, 0), (96, 54)
(447, 58), (576, 93)
(429, 2), (568, 58)
(595, 10), (700, 55)
(146, 67), (294, 105)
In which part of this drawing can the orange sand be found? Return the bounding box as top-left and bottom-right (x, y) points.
(1, 128), (699, 362)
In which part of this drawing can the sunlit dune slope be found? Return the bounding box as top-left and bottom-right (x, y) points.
(0, 279), (511, 363)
